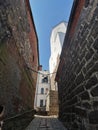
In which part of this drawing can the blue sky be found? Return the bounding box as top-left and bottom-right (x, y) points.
(30, 0), (73, 70)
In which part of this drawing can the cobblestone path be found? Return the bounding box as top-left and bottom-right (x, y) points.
(25, 115), (67, 130)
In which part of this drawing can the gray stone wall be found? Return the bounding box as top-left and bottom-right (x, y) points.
(57, 1), (98, 130)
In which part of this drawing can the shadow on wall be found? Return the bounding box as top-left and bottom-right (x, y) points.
(0, 106), (5, 119)
(0, 105), (5, 129)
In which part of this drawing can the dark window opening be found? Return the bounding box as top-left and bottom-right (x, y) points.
(42, 76), (48, 83)
(85, 0), (90, 8)
(40, 100), (43, 107)
(45, 100), (46, 106)
(41, 88), (44, 94)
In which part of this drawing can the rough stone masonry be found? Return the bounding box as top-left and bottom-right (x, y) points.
(56, 0), (98, 130)
(0, 0), (39, 121)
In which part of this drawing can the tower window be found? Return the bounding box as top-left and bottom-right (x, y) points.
(85, 0), (90, 8)
(41, 88), (44, 94)
(42, 76), (48, 83)
(40, 100), (43, 107)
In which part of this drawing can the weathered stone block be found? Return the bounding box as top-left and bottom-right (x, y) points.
(93, 38), (98, 51)
(91, 85), (98, 97)
(85, 75), (98, 89)
(72, 84), (84, 97)
(79, 91), (90, 100)
(85, 48), (94, 61)
(75, 72), (85, 86)
(89, 110), (98, 124)
(82, 102), (91, 109)
(85, 62), (98, 79)
(93, 101), (98, 109)
(75, 107), (87, 117)
(85, 60), (95, 72)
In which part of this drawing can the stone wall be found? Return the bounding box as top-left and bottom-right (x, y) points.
(3, 110), (35, 130)
(48, 90), (59, 116)
(0, 0), (39, 120)
(56, 0), (98, 130)
(49, 56), (59, 115)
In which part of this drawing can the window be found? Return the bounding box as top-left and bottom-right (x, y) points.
(46, 88), (48, 94)
(40, 100), (43, 107)
(85, 0), (90, 8)
(42, 76), (48, 83)
(45, 100), (46, 106)
(41, 88), (44, 94)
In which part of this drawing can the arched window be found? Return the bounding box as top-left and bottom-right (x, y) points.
(41, 88), (44, 94)
(42, 76), (48, 83)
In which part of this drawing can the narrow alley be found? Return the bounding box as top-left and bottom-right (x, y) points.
(25, 115), (66, 130)
(0, 0), (98, 130)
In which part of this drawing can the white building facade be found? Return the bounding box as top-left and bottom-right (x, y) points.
(34, 70), (50, 111)
(49, 22), (67, 75)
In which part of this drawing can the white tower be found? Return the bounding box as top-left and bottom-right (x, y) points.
(49, 22), (67, 74)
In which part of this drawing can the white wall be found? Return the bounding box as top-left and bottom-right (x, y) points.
(34, 70), (50, 110)
(49, 22), (67, 74)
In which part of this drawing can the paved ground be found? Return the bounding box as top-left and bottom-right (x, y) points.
(25, 115), (67, 130)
